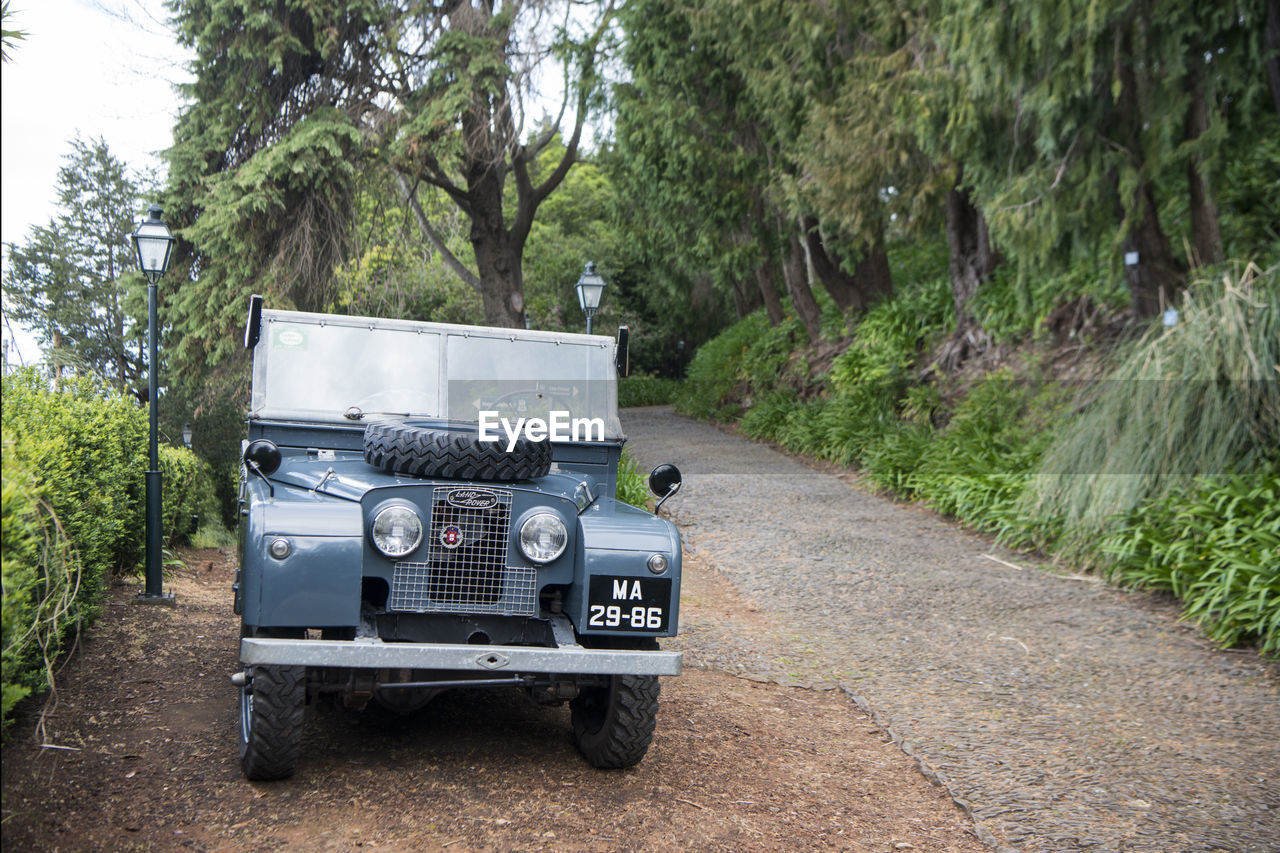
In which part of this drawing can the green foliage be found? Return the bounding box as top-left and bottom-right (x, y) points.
(159, 446), (220, 547)
(616, 449), (650, 510)
(673, 311), (774, 420)
(1105, 466), (1280, 654)
(1, 370), (223, 733)
(1024, 263), (1280, 558)
(893, 375), (1064, 543)
(618, 374), (680, 409)
(971, 257), (1127, 344)
(1, 452), (78, 736)
(828, 271), (953, 392)
(1216, 111), (1280, 262)
(2, 1), (27, 61)
(678, 256), (1277, 653)
(2, 370), (147, 589)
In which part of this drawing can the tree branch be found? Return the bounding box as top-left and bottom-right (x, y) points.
(394, 171), (482, 293)
(530, 0), (615, 207)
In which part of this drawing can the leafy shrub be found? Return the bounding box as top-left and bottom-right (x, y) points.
(616, 448), (650, 509)
(159, 445), (220, 546)
(618, 374), (681, 408)
(1105, 465), (1280, 654)
(906, 375), (1063, 542)
(1, 370), (223, 734)
(827, 273), (952, 393)
(673, 311), (772, 419)
(972, 258), (1127, 344)
(739, 389), (799, 443)
(2, 370), (147, 591)
(1, 452), (80, 733)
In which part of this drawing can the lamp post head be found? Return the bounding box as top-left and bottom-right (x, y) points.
(132, 204), (175, 284)
(182, 423), (193, 449)
(575, 261), (606, 313)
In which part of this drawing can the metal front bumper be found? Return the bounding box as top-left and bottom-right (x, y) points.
(239, 637), (683, 676)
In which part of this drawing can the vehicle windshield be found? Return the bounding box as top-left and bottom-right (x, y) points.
(250, 309), (622, 439)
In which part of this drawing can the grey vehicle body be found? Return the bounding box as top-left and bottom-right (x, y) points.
(234, 304), (682, 779)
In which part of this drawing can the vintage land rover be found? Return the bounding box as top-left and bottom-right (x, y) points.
(233, 299), (683, 780)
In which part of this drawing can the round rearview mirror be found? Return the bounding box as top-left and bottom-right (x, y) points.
(648, 463), (682, 498)
(244, 439), (283, 475)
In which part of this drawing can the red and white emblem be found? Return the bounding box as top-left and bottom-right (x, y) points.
(440, 524), (463, 549)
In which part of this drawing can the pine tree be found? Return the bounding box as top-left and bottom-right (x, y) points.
(3, 137), (149, 399)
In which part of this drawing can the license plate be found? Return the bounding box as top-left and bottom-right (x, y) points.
(586, 576), (671, 632)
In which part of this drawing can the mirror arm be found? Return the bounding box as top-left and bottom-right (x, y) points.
(654, 481), (680, 516)
(247, 459), (274, 499)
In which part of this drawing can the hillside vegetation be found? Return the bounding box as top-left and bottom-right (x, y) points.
(674, 257), (1279, 655)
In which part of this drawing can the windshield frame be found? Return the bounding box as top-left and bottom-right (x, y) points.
(250, 309), (623, 439)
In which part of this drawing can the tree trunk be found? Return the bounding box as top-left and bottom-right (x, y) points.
(801, 216), (892, 314)
(1185, 74), (1224, 267)
(754, 265), (785, 325)
(938, 183), (994, 371)
(1122, 184), (1185, 317)
(730, 274), (762, 320)
(468, 166), (526, 328)
(778, 216), (822, 342)
(1267, 0), (1280, 116)
(1114, 22), (1185, 317)
(471, 231), (526, 327)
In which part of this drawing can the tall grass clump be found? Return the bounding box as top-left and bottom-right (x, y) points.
(1023, 262), (1279, 560)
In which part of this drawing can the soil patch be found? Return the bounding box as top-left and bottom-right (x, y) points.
(2, 547), (983, 852)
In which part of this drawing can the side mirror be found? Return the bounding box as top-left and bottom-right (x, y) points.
(244, 293), (264, 349)
(648, 463), (682, 514)
(615, 326), (630, 377)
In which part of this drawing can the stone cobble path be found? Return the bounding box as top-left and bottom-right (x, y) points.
(623, 406), (1280, 852)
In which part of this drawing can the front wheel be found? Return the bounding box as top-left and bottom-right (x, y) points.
(239, 664), (306, 780)
(570, 674), (660, 769)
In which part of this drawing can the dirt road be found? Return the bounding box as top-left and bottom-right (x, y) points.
(1, 545), (981, 852)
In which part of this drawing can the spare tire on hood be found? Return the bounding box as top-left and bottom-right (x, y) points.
(363, 421), (552, 481)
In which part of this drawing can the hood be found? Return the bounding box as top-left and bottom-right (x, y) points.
(265, 452), (594, 505)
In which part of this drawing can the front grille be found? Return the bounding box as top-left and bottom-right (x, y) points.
(388, 487), (537, 617)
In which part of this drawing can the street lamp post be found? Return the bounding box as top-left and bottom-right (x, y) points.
(575, 262), (606, 334)
(132, 204), (176, 605)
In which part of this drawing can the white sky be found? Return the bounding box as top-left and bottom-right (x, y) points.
(1, 0), (191, 366)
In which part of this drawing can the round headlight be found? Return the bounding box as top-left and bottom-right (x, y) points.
(268, 538), (292, 560)
(518, 512), (568, 564)
(647, 553), (668, 574)
(371, 505), (423, 558)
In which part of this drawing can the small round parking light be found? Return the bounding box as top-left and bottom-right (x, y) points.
(647, 553), (669, 575)
(518, 512), (568, 564)
(268, 538), (292, 560)
(371, 505), (424, 558)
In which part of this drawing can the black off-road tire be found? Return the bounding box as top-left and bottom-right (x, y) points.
(570, 674), (660, 769)
(239, 664), (306, 780)
(363, 421), (552, 481)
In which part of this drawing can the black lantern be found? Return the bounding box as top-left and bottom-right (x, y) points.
(575, 262), (606, 334)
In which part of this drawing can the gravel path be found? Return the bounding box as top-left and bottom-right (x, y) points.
(622, 406), (1280, 853)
